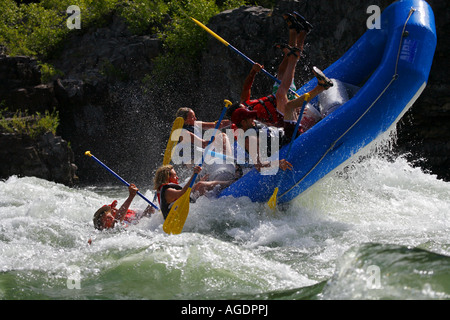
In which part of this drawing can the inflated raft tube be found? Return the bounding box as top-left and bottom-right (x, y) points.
(219, 0), (437, 204)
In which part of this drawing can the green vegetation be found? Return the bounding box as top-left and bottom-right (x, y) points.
(0, 108), (60, 139)
(0, 0), (250, 91)
(0, 0), (253, 137)
(148, 0), (248, 84)
(1, 0), (63, 57)
(39, 62), (64, 83)
(0, 0), (246, 60)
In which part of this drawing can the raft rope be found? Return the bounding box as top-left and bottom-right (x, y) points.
(279, 7), (417, 200)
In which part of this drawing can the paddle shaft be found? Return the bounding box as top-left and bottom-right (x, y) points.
(286, 94), (310, 156)
(228, 44), (285, 88)
(190, 100), (231, 188)
(268, 94), (310, 208)
(85, 151), (159, 210)
(195, 146), (236, 164)
(162, 100), (232, 234)
(191, 17), (299, 98)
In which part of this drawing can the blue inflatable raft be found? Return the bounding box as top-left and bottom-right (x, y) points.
(218, 0), (437, 204)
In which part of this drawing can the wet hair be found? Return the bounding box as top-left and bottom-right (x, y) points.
(225, 102), (242, 119)
(153, 164), (174, 190)
(175, 107), (193, 120)
(93, 206), (110, 230)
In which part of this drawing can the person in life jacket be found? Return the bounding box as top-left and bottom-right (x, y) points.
(175, 107), (233, 157)
(173, 107), (238, 182)
(231, 107), (293, 173)
(231, 44), (333, 174)
(226, 12), (332, 128)
(154, 164), (233, 219)
(92, 184), (154, 230)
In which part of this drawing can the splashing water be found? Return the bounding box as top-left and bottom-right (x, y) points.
(0, 151), (449, 300)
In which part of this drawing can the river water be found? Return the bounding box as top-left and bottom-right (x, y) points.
(1, 145), (449, 301)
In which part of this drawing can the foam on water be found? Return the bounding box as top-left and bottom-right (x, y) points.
(0, 151), (449, 299)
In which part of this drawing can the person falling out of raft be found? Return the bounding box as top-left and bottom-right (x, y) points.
(229, 12), (333, 172)
(92, 184), (155, 230)
(154, 164), (233, 219)
(226, 11), (333, 128)
(175, 107), (233, 155)
(173, 106), (239, 183)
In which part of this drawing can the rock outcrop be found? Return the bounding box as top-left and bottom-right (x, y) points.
(0, 54), (57, 113)
(0, 131), (77, 186)
(0, 53), (77, 185)
(0, 0), (448, 185)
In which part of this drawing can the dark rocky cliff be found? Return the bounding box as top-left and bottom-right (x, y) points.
(0, 0), (448, 186)
(0, 54), (77, 186)
(196, 0), (449, 180)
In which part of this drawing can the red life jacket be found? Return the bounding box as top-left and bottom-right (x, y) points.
(243, 95), (284, 127)
(124, 209), (136, 223)
(106, 200), (135, 218)
(103, 201), (137, 226)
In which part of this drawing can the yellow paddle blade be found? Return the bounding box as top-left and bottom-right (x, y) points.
(267, 187), (279, 210)
(191, 17), (230, 47)
(163, 187), (192, 234)
(163, 117), (184, 166)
